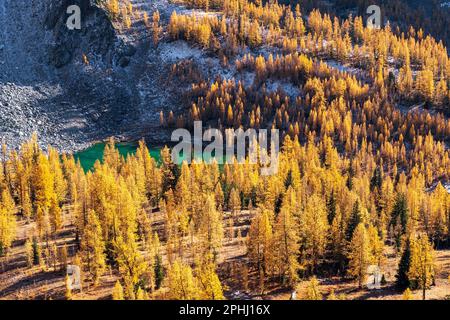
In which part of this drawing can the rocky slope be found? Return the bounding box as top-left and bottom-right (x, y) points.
(0, 0), (177, 152)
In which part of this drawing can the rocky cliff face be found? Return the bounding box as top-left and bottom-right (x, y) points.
(46, 0), (116, 68)
(0, 0), (141, 151)
(43, 0), (136, 69)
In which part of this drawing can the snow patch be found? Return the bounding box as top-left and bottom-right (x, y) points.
(265, 79), (300, 98)
(325, 60), (360, 75)
(237, 72), (256, 88)
(445, 183), (450, 194)
(158, 40), (204, 63)
(176, 8), (221, 18)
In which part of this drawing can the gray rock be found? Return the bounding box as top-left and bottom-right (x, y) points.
(118, 56), (131, 68)
(49, 45), (73, 68)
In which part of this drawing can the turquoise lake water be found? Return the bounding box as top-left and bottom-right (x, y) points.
(73, 142), (162, 171)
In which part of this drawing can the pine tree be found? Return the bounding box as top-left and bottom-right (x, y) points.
(396, 237), (412, 289)
(135, 287), (147, 300)
(49, 147), (67, 204)
(33, 154), (55, 238)
(391, 193), (409, 246)
(326, 191), (337, 225)
(32, 237), (41, 266)
(346, 200), (362, 241)
(154, 253), (164, 290)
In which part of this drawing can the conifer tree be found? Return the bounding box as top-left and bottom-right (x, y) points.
(136, 287), (147, 300)
(228, 188), (241, 215)
(49, 196), (62, 234)
(33, 154), (55, 216)
(248, 209), (274, 275)
(114, 234), (147, 299)
(300, 195), (328, 273)
(347, 223), (371, 288)
(155, 253), (164, 290)
(49, 147), (67, 204)
(346, 200), (362, 241)
(274, 188), (299, 287)
(112, 281), (125, 300)
(368, 225), (384, 266)
(81, 210), (106, 285)
(25, 237), (33, 267)
(0, 190), (16, 256)
(403, 288), (412, 300)
(65, 275), (72, 300)
(160, 147), (177, 194)
(32, 237), (41, 266)
(391, 193), (409, 247)
(152, 10), (161, 46)
(303, 276), (322, 300)
(167, 260), (198, 300)
(195, 255), (224, 300)
(396, 237), (412, 289)
(408, 233), (435, 300)
(326, 191), (337, 225)
(199, 195), (223, 260)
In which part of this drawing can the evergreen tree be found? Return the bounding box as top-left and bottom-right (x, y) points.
(326, 191), (337, 225)
(391, 193), (409, 246)
(154, 254), (164, 290)
(396, 237), (412, 289)
(346, 200), (362, 242)
(32, 237), (41, 266)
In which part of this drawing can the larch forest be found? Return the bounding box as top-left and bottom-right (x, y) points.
(0, 0), (449, 301)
